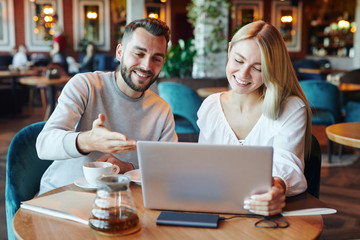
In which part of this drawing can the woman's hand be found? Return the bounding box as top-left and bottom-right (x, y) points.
(97, 154), (135, 174)
(243, 177), (286, 216)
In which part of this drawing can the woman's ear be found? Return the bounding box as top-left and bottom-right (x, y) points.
(228, 42), (232, 54)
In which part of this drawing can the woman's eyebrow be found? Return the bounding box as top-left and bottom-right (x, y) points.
(234, 52), (261, 66)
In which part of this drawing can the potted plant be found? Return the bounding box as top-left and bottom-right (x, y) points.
(161, 38), (196, 78)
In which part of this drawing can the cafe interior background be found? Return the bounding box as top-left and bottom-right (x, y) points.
(0, 0), (360, 239)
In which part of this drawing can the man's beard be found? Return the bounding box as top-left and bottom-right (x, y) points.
(120, 63), (158, 92)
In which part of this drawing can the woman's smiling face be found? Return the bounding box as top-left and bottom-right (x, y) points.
(226, 39), (263, 96)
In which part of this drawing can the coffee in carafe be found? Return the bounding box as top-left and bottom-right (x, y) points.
(89, 175), (141, 235)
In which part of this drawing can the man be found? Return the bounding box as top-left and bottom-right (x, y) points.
(36, 18), (177, 195)
(11, 45), (31, 70)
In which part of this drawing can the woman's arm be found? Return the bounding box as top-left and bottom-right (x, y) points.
(245, 98), (308, 216)
(50, 42), (60, 56)
(244, 177), (286, 216)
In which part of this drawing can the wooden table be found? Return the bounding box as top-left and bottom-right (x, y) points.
(339, 83), (360, 92)
(0, 69), (39, 79)
(326, 122), (360, 162)
(19, 76), (70, 119)
(13, 184), (325, 240)
(197, 87), (228, 98)
(298, 68), (348, 75)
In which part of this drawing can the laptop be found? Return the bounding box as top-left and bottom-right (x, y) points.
(137, 141), (273, 214)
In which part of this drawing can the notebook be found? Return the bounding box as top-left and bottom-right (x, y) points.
(21, 190), (96, 225)
(137, 141), (273, 214)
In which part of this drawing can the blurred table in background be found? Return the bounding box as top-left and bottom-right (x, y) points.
(326, 122), (360, 162)
(339, 83), (360, 92)
(197, 87), (228, 98)
(298, 68), (348, 75)
(19, 76), (71, 119)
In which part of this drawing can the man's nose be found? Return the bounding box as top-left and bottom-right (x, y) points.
(140, 56), (151, 70)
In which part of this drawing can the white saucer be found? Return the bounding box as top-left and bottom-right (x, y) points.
(74, 177), (98, 190)
(125, 169), (141, 185)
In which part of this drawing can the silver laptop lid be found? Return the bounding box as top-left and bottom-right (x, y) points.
(137, 141), (273, 214)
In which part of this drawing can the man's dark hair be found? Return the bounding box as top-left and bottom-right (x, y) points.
(122, 18), (170, 46)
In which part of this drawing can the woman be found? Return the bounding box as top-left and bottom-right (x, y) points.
(50, 24), (67, 71)
(197, 21), (312, 216)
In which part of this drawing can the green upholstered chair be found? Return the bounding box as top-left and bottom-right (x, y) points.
(157, 82), (202, 134)
(300, 80), (342, 125)
(5, 121), (53, 240)
(304, 135), (322, 198)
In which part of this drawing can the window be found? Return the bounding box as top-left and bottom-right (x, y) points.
(145, 3), (166, 22)
(73, 0), (110, 51)
(25, 0), (64, 52)
(0, 0), (15, 51)
(271, 0), (302, 52)
(232, 0), (263, 34)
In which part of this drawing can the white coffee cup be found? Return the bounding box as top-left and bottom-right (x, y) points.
(83, 162), (120, 187)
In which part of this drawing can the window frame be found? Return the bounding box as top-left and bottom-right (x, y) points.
(0, 0), (15, 51)
(72, 0), (110, 52)
(24, 0), (64, 52)
(271, 0), (303, 52)
(232, 0), (264, 31)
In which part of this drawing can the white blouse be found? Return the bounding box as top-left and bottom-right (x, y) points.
(197, 93), (307, 196)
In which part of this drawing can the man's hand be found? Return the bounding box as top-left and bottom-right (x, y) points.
(97, 154), (135, 174)
(76, 113), (137, 154)
(243, 177), (286, 216)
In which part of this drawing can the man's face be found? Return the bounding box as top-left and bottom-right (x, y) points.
(116, 28), (167, 94)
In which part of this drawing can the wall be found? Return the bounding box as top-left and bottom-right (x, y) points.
(2, 0), (192, 57)
(353, 0), (360, 69)
(13, 1), (25, 49)
(6, 0), (353, 69)
(169, 0), (193, 45)
(1, 0), (117, 59)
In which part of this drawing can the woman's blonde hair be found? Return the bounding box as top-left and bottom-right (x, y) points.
(230, 20), (312, 156)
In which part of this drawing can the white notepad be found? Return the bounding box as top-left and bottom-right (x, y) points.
(21, 190), (96, 225)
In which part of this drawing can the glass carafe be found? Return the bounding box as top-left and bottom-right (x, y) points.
(89, 175), (141, 235)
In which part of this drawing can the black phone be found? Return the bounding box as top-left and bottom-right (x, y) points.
(156, 211), (219, 228)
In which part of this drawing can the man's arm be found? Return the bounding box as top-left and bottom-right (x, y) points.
(36, 74), (136, 160)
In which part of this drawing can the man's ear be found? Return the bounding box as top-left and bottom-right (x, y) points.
(115, 43), (123, 61)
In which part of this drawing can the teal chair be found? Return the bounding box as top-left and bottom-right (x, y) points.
(300, 80), (342, 125)
(345, 101), (360, 122)
(340, 69), (360, 104)
(304, 135), (322, 198)
(5, 121), (53, 240)
(292, 59), (328, 80)
(157, 82), (202, 134)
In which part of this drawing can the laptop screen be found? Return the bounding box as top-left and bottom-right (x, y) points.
(137, 141), (273, 214)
